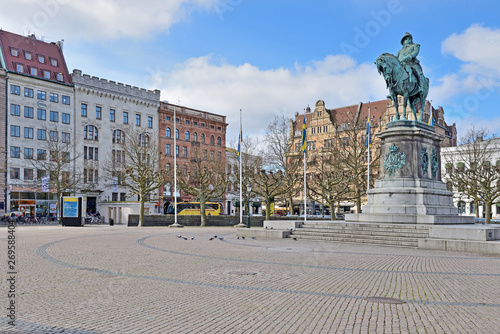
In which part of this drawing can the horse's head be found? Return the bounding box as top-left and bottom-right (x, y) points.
(375, 53), (398, 86)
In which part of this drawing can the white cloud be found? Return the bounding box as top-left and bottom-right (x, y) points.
(156, 54), (386, 141)
(0, 0), (219, 40)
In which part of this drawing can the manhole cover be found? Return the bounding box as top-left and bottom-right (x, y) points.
(365, 297), (406, 304)
(228, 271), (258, 275)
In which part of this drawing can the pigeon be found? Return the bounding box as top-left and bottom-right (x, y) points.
(237, 237), (240, 239)
(214, 235), (218, 238)
(251, 237), (256, 240)
(177, 235), (182, 238)
(191, 237), (195, 240)
(219, 237), (224, 241)
(182, 237), (188, 240)
(209, 237), (214, 241)
(241, 237), (245, 240)
(293, 237), (297, 241)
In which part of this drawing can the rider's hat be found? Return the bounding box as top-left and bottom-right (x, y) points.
(401, 32), (413, 45)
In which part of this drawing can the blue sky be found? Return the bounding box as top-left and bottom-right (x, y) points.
(2, 0), (500, 143)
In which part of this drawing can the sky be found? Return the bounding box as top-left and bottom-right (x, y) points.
(1, 0), (500, 144)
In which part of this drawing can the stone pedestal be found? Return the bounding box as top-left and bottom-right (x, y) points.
(346, 120), (474, 225)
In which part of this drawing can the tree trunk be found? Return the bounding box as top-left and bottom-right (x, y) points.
(265, 200), (271, 220)
(139, 197), (145, 227)
(475, 199), (479, 218)
(485, 201), (491, 224)
(200, 196), (207, 227)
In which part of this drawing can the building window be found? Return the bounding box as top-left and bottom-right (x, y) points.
(84, 146), (99, 161)
(50, 131), (58, 142)
(110, 109), (115, 122)
(175, 118), (179, 123)
(201, 133), (205, 143)
(136, 114), (141, 126)
(182, 147), (188, 157)
(10, 48), (19, 57)
(24, 107), (34, 118)
(210, 135), (215, 145)
(166, 116), (171, 121)
(10, 125), (20, 137)
(37, 90), (46, 100)
(44, 70), (51, 79)
(81, 103), (87, 117)
(96, 106), (102, 119)
(24, 168), (34, 180)
(10, 85), (20, 95)
(37, 149), (46, 160)
(211, 125), (215, 129)
(24, 87), (34, 97)
(10, 146), (20, 158)
(50, 111), (59, 122)
(37, 109), (46, 120)
(24, 127), (34, 139)
(123, 112), (128, 124)
(62, 113), (70, 124)
(24, 51), (33, 60)
(166, 144), (171, 156)
(30, 67), (38, 76)
(112, 130), (125, 144)
(62, 95), (70, 105)
(11, 104), (20, 116)
(470, 202), (476, 214)
(182, 166), (187, 176)
(217, 136), (221, 146)
(210, 151), (214, 160)
(38, 55), (45, 63)
(37, 129), (46, 140)
(56, 73), (64, 81)
(50, 93), (59, 102)
(84, 125), (98, 140)
(166, 127), (171, 138)
(16, 64), (24, 73)
(176, 145), (179, 157)
(203, 150), (207, 160)
(10, 168), (20, 180)
(175, 129), (179, 139)
(193, 132), (198, 142)
(138, 134), (149, 147)
(201, 123), (205, 127)
(148, 116), (153, 128)
(185, 131), (190, 141)
(62, 132), (70, 143)
(217, 151), (221, 160)
(50, 58), (58, 67)
(24, 148), (34, 159)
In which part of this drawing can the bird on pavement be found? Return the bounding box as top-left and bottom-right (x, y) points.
(219, 237), (224, 241)
(182, 237), (188, 240)
(251, 237), (256, 240)
(177, 235), (182, 238)
(209, 237), (214, 240)
(191, 237), (195, 240)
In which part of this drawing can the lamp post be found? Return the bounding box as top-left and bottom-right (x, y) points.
(246, 181), (252, 228)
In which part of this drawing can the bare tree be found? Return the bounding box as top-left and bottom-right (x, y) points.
(105, 125), (167, 227)
(28, 124), (82, 219)
(176, 151), (228, 226)
(444, 127), (500, 223)
(265, 115), (302, 214)
(307, 152), (353, 216)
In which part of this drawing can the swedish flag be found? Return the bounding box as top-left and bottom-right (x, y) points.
(428, 107), (434, 126)
(301, 115), (307, 153)
(238, 127), (242, 161)
(366, 118), (371, 148)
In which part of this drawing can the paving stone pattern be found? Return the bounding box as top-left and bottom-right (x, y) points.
(1, 225), (500, 333)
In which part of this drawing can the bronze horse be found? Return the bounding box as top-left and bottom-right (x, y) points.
(376, 53), (429, 121)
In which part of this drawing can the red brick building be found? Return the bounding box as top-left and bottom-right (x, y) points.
(158, 102), (227, 211)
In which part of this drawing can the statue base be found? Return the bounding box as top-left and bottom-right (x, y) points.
(346, 120), (474, 225)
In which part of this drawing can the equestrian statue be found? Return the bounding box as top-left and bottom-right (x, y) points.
(376, 32), (429, 122)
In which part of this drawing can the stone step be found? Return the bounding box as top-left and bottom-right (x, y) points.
(288, 234), (418, 248)
(301, 222), (430, 231)
(292, 230), (422, 242)
(296, 228), (429, 238)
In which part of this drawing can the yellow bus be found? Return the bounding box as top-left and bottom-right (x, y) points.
(166, 202), (222, 215)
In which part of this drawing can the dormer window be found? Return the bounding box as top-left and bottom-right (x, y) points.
(44, 70), (51, 79)
(38, 55), (45, 63)
(50, 58), (58, 67)
(30, 67), (38, 76)
(56, 73), (64, 81)
(16, 64), (23, 73)
(10, 48), (19, 57)
(24, 51), (33, 60)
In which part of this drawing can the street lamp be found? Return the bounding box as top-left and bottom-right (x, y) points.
(246, 181), (252, 228)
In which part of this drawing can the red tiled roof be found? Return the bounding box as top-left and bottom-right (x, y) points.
(0, 30), (72, 85)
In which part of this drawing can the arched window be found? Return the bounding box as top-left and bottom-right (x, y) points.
(185, 131), (190, 141)
(217, 136), (221, 146)
(210, 135), (215, 145)
(166, 127), (171, 138)
(175, 129), (179, 139)
(182, 165), (187, 176)
(165, 163), (171, 173)
(193, 132), (198, 142)
(201, 133), (205, 143)
(138, 133), (150, 147)
(84, 125), (98, 140)
(112, 129), (125, 144)
(164, 182), (171, 195)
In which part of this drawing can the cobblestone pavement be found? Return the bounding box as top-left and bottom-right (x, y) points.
(1, 225), (500, 333)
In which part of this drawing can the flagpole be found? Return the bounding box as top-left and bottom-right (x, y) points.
(236, 109), (245, 227)
(303, 111), (307, 223)
(367, 105), (371, 193)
